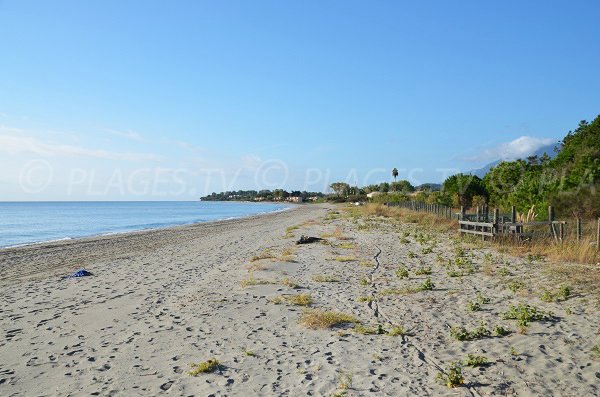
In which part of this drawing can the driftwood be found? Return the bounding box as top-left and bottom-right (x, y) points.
(296, 235), (323, 245)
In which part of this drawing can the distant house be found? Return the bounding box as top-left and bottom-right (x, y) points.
(287, 196), (303, 203)
(366, 192), (382, 199)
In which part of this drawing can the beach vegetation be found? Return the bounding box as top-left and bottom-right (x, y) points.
(279, 246), (297, 262)
(379, 287), (414, 296)
(494, 325), (512, 336)
(357, 296), (374, 303)
(395, 266), (409, 278)
(450, 323), (491, 341)
(436, 362), (464, 388)
(284, 225), (300, 238)
(502, 304), (553, 326)
(299, 309), (359, 329)
(240, 276), (276, 288)
(282, 277), (299, 289)
(387, 325), (410, 337)
(188, 358), (221, 375)
(463, 354), (489, 367)
(250, 249), (275, 262)
(269, 294), (313, 306)
(476, 292), (491, 305)
(359, 260), (373, 267)
(540, 285), (571, 302)
(416, 277), (435, 291)
(354, 324), (385, 335)
(498, 267), (511, 276)
(414, 266), (432, 275)
(338, 371), (353, 390)
(321, 227), (351, 240)
(507, 280), (525, 293)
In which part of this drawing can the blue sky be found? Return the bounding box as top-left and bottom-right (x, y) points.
(1, 0), (599, 200)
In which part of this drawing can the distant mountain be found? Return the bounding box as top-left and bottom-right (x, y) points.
(415, 183), (441, 192)
(470, 143), (559, 179)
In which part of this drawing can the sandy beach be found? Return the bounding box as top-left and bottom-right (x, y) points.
(1, 204), (599, 396)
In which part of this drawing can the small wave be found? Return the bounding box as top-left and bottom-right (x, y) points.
(2, 237), (74, 249)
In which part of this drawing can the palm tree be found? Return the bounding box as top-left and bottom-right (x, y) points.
(392, 167), (398, 182)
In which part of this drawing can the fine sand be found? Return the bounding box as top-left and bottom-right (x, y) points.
(0, 204), (599, 396)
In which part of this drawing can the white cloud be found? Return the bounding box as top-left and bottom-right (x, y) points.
(466, 136), (556, 162)
(106, 128), (145, 142)
(0, 128), (164, 162)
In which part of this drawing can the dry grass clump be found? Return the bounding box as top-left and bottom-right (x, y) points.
(347, 204), (457, 233)
(269, 294), (313, 306)
(240, 275), (276, 288)
(299, 309), (359, 329)
(490, 236), (600, 296)
(357, 295), (375, 303)
(332, 256), (358, 262)
(284, 224), (306, 238)
(492, 235), (599, 265)
(250, 249), (275, 262)
(313, 274), (340, 282)
(359, 260), (374, 268)
(279, 246), (297, 262)
(338, 242), (355, 249)
(188, 358), (221, 375)
(282, 277), (299, 289)
(321, 227), (352, 240)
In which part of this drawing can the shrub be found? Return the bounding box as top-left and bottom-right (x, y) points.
(414, 266), (432, 275)
(395, 266), (409, 279)
(463, 354), (489, 367)
(188, 358), (221, 375)
(436, 362), (464, 388)
(416, 277), (435, 291)
(450, 323), (491, 341)
(502, 304), (553, 326)
(299, 309), (359, 329)
(494, 325), (512, 336)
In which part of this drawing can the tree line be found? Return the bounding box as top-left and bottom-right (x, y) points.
(201, 189), (325, 201)
(330, 115), (600, 219)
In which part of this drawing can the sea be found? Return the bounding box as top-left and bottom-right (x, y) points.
(0, 201), (290, 248)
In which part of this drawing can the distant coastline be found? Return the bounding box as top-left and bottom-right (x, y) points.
(0, 201), (290, 249)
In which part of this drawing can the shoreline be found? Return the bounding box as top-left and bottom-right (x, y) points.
(0, 202), (296, 252)
(0, 203), (301, 287)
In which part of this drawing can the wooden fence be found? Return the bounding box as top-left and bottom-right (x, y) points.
(385, 201), (600, 249)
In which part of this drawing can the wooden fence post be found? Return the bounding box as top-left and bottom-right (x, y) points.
(460, 206), (465, 221)
(548, 206), (555, 240)
(576, 218), (582, 242)
(493, 208), (499, 235)
(511, 206), (516, 223)
(559, 222), (564, 242)
(597, 217), (600, 252)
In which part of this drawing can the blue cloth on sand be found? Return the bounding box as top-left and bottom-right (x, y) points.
(64, 268), (93, 279)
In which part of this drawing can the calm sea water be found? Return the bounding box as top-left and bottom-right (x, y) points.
(0, 201), (289, 248)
